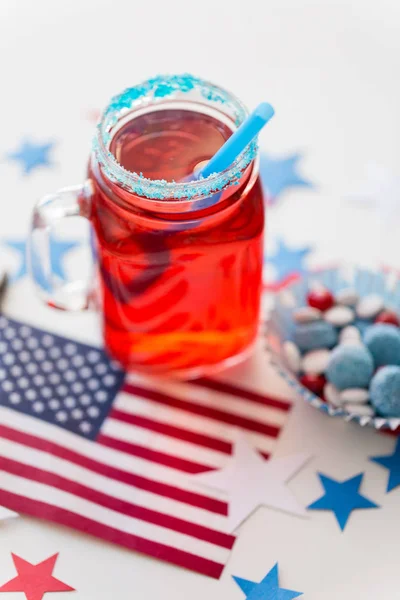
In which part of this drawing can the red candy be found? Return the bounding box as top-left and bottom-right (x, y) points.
(374, 310), (400, 327)
(300, 374), (326, 397)
(307, 289), (335, 312)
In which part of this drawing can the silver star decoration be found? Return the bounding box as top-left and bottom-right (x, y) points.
(192, 434), (311, 532)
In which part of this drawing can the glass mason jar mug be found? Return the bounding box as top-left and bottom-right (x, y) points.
(29, 75), (265, 378)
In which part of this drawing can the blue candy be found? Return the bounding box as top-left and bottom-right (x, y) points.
(370, 366), (400, 417)
(326, 345), (374, 390)
(354, 319), (373, 336)
(293, 321), (338, 353)
(364, 324), (400, 368)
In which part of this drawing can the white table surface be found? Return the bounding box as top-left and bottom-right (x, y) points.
(1, 0), (400, 598)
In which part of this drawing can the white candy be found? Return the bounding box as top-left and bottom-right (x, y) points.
(324, 306), (355, 327)
(356, 294), (385, 319)
(283, 341), (301, 374)
(339, 388), (369, 404)
(340, 337), (363, 346)
(344, 403), (375, 417)
(293, 307), (322, 323)
(336, 288), (359, 307)
(324, 383), (343, 407)
(339, 326), (361, 343)
(302, 349), (330, 375)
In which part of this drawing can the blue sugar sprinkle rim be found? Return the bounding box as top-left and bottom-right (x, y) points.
(92, 74), (256, 200)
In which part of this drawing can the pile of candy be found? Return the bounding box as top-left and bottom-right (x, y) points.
(283, 285), (400, 418)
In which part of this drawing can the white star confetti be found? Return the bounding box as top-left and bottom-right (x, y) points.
(193, 434), (311, 532)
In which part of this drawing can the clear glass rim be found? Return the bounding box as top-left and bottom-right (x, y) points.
(92, 74), (257, 201)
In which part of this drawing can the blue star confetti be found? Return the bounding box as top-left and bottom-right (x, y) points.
(259, 152), (312, 204)
(233, 563), (302, 600)
(307, 473), (379, 531)
(6, 139), (55, 175)
(267, 240), (312, 282)
(4, 237), (80, 284)
(370, 438), (400, 493)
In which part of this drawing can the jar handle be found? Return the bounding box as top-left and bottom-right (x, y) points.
(28, 181), (94, 311)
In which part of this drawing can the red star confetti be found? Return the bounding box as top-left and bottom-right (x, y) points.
(0, 553), (74, 600)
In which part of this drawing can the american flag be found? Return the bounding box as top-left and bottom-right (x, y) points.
(0, 315), (292, 579)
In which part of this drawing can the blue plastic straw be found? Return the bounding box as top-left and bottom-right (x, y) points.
(197, 102), (274, 179)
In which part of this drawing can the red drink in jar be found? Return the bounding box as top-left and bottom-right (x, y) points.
(30, 75), (265, 378)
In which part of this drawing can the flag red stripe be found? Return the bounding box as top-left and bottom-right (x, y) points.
(0, 424), (227, 515)
(110, 408), (232, 454)
(193, 378), (292, 412)
(109, 409), (270, 461)
(97, 433), (213, 474)
(123, 383), (281, 438)
(0, 456), (234, 549)
(0, 489), (226, 579)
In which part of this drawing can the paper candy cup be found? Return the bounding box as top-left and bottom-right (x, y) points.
(266, 266), (400, 432)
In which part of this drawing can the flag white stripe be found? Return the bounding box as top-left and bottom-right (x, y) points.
(0, 437), (230, 533)
(0, 470), (230, 564)
(128, 375), (288, 426)
(114, 392), (277, 455)
(0, 407), (226, 501)
(103, 418), (230, 469)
